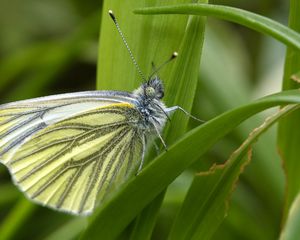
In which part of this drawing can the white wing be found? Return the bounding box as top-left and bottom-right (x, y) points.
(0, 91), (137, 164)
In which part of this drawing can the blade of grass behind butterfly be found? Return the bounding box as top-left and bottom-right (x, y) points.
(167, 105), (299, 240)
(164, 3), (207, 142)
(280, 191), (300, 240)
(97, 0), (189, 91)
(134, 3), (300, 51)
(277, 0), (300, 224)
(96, 1), (192, 239)
(129, 3), (207, 239)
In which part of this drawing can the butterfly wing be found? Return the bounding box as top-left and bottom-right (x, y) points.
(0, 92), (144, 215)
(0, 91), (136, 163)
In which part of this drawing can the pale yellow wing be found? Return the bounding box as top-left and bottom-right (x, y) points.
(2, 102), (144, 215)
(0, 91), (135, 164)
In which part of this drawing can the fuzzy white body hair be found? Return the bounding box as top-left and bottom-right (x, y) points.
(132, 77), (168, 135)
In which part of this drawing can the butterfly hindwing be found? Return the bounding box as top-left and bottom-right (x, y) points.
(1, 98), (144, 215)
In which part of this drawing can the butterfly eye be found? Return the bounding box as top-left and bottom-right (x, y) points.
(145, 87), (156, 98)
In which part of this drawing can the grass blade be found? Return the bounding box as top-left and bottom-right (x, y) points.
(277, 0), (300, 223)
(130, 3), (207, 238)
(134, 3), (300, 50)
(168, 105), (299, 240)
(81, 90), (300, 239)
(97, 0), (190, 91)
(96, 1), (202, 239)
(280, 192), (300, 240)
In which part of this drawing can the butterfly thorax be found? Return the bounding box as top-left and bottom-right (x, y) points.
(133, 77), (167, 133)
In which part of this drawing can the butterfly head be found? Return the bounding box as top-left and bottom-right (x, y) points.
(143, 77), (164, 100)
(134, 77), (165, 101)
(133, 77), (167, 133)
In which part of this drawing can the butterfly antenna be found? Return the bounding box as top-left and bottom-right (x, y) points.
(149, 52), (178, 79)
(109, 10), (147, 82)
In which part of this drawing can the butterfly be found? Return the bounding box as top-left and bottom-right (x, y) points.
(0, 10), (200, 216)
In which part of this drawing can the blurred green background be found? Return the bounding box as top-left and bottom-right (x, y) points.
(0, 0), (294, 239)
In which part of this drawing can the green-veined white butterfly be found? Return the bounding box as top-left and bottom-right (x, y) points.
(0, 10), (200, 215)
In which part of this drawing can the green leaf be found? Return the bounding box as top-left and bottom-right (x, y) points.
(134, 3), (300, 50)
(168, 105), (299, 240)
(81, 90), (300, 239)
(97, 0), (190, 91)
(96, 1), (205, 239)
(277, 0), (300, 223)
(280, 192), (300, 240)
(164, 9), (207, 142)
(130, 4), (207, 238)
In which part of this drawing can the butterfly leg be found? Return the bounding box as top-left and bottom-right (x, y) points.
(166, 106), (205, 123)
(151, 121), (167, 151)
(153, 141), (161, 155)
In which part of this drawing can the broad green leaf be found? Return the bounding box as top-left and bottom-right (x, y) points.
(164, 9), (206, 142)
(97, 1), (204, 239)
(278, 0), (300, 222)
(97, 0), (190, 92)
(168, 105), (299, 240)
(131, 4), (207, 239)
(81, 90), (300, 239)
(134, 3), (300, 51)
(280, 192), (300, 240)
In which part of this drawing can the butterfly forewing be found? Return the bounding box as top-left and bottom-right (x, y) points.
(0, 91), (136, 164)
(0, 93), (144, 215)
